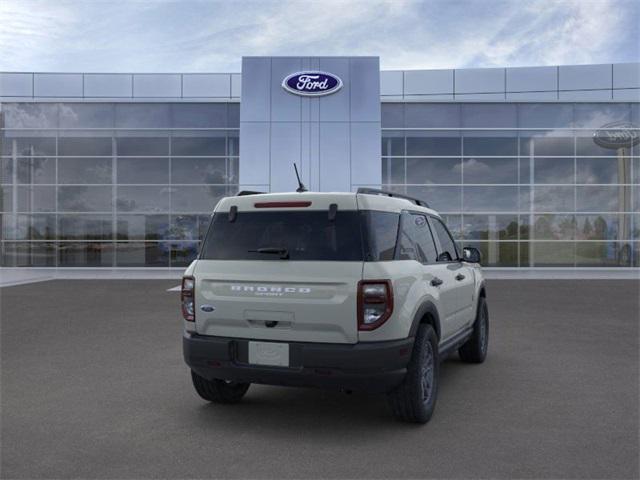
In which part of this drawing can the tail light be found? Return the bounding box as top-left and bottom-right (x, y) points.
(357, 280), (393, 331)
(181, 276), (195, 322)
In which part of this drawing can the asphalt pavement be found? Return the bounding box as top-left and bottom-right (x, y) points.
(1, 279), (638, 479)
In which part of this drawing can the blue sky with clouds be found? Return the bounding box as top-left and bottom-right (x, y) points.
(0, 0), (638, 72)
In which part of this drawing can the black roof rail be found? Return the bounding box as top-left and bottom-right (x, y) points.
(356, 187), (429, 208)
(236, 190), (266, 196)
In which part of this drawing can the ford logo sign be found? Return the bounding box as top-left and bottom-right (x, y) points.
(593, 122), (639, 149)
(282, 71), (343, 97)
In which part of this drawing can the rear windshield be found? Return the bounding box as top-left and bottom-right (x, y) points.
(201, 211), (364, 261)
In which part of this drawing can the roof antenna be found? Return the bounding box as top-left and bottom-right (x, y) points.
(293, 163), (307, 192)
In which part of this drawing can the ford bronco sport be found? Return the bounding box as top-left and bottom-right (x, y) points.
(182, 188), (488, 423)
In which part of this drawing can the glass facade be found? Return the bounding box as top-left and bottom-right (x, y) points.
(0, 103), (239, 267)
(1, 100), (638, 268)
(382, 103), (639, 267)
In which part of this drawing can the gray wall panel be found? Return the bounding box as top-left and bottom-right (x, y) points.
(271, 58), (302, 122)
(506, 91), (558, 101)
(612, 89), (640, 101)
(231, 74), (242, 98)
(0, 73), (32, 97)
(506, 66), (557, 92)
(350, 57), (381, 122)
(183, 74), (230, 97)
(133, 74), (181, 97)
(34, 74), (83, 97)
(404, 69), (453, 95)
(318, 57), (350, 122)
(319, 122), (350, 192)
(613, 63), (640, 89)
(559, 64), (611, 91)
(270, 122), (302, 192)
(238, 122), (270, 187)
(351, 122), (381, 186)
(558, 89), (612, 101)
(240, 58), (271, 122)
(455, 68), (504, 94)
(380, 71), (403, 96)
(84, 74), (132, 97)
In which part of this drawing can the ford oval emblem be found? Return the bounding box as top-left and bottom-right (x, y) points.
(200, 305), (215, 312)
(593, 121), (639, 149)
(282, 71), (343, 97)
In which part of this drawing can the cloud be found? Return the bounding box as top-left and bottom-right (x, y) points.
(0, 0), (637, 72)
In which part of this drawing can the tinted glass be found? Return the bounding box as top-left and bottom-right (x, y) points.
(171, 104), (228, 128)
(58, 186), (111, 212)
(116, 186), (170, 213)
(462, 158), (518, 184)
(58, 137), (112, 156)
(406, 136), (461, 156)
(59, 104), (114, 128)
(171, 136), (226, 156)
(534, 158), (574, 184)
(2, 137), (56, 156)
(116, 243), (169, 267)
(58, 158), (112, 184)
(59, 215), (113, 240)
(116, 137), (168, 156)
(360, 211), (399, 261)
(117, 215), (169, 240)
(117, 157), (169, 184)
(407, 158), (461, 184)
(396, 213), (437, 263)
(171, 158), (228, 184)
(201, 211), (363, 261)
(430, 217), (458, 261)
(16, 157), (56, 184)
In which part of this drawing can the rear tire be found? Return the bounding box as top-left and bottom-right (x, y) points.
(191, 371), (250, 404)
(458, 296), (489, 363)
(387, 324), (439, 424)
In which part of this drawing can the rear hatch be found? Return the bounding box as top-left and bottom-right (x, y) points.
(193, 193), (363, 344)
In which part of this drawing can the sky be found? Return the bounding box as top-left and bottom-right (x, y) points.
(0, 0), (638, 73)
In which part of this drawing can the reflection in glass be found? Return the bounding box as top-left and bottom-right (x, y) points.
(116, 215), (169, 240)
(117, 158), (169, 184)
(171, 104), (228, 128)
(533, 214), (576, 240)
(520, 136), (574, 156)
(170, 241), (200, 267)
(1, 242), (56, 266)
(463, 186), (519, 212)
(533, 186), (574, 212)
(0, 158), (12, 184)
(58, 186), (111, 212)
(58, 242), (114, 267)
(114, 104), (171, 128)
(406, 158), (461, 184)
(2, 214), (56, 240)
(171, 136), (226, 156)
(58, 137), (112, 156)
(575, 214), (631, 241)
(576, 186), (626, 212)
(17, 157), (56, 184)
(171, 158), (228, 184)
(575, 242), (632, 267)
(58, 158), (112, 184)
(116, 186), (170, 213)
(382, 158), (404, 184)
(531, 242), (575, 266)
(534, 158), (574, 184)
(402, 186), (462, 212)
(116, 242), (169, 267)
(2, 104), (59, 129)
(381, 135), (404, 156)
(462, 158), (517, 184)
(58, 215), (112, 240)
(1, 137), (56, 156)
(461, 104), (517, 128)
(169, 215), (211, 241)
(404, 104), (461, 128)
(406, 135), (461, 156)
(17, 186), (56, 212)
(463, 137), (517, 156)
(463, 215), (518, 240)
(59, 104), (114, 128)
(170, 186), (228, 212)
(116, 137), (168, 156)
(576, 158), (630, 184)
(461, 241), (518, 267)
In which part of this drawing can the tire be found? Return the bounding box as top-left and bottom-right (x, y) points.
(387, 324), (439, 424)
(190, 371), (250, 404)
(458, 296), (489, 364)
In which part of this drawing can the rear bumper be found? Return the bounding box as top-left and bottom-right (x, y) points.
(183, 332), (414, 393)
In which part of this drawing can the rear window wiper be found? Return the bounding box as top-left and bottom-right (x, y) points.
(248, 247), (290, 259)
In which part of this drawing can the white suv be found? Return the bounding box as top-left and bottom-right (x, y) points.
(182, 188), (488, 423)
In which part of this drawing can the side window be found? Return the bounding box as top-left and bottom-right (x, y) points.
(396, 213), (437, 263)
(361, 211), (400, 261)
(431, 217), (458, 262)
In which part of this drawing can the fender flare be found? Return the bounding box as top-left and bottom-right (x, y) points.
(408, 301), (442, 340)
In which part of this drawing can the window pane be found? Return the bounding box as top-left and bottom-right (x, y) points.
(168, 214), (209, 241)
(1, 136), (56, 156)
(117, 186), (170, 213)
(171, 104), (228, 128)
(463, 186), (519, 212)
(462, 158), (518, 184)
(576, 136), (624, 157)
(360, 211), (399, 261)
(1, 158), (12, 184)
(170, 241), (199, 267)
(577, 185), (630, 212)
(404, 186), (462, 212)
(1, 186), (12, 211)
(382, 158), (404, 184)
(462, 214), (519, 240)
(17, 186), (56, 212)
(58, 158), (112, 184)
(397, 213), (437, 263)
(576, 214), (632, 241)
(58, 214), (112, 240)
(58, 186), (111, 212)
(117, 157), (169, 184)
(575, 242), (632, 267)
(533, 214), (576, 240)
(2, 104), (58, 128)
(405, 104), (461, 128)
(441, 214), (462, 240)
(576, 158), (630, 184)
(1, 242), (56, 267)
(2, 214), (56, 240)
(406, 158), (461, 184)
(406, 135), (461, 156)
(381, 134), (404, 156)
(17, 157), (56, 184)
(116, 136), (168, 156)
(117, 214), (169, 240)
(114, 104), (171, 128)
(115, 242), (169, 267)
(573, 104), (630, 128)
(462, 104), (517, 128)
(517, 104), (573, 129)
(171, 186), (227, 212)
(381, 104), (404, 128)
(533, 186), (575, 212)
(430, 217), (458, 260)
(59, 104), (114, 128)
(58, 137), (112, 156)
(520, 135), (574, 156)
(533, 158), (574, 184)
(171, 158), (228, 184)
(462, 241), (518, 267)
(171, 136), (226, 156)
(463, 137), (518, 156)
(531, 241), (575, 266)
(58, 242), (114, 267)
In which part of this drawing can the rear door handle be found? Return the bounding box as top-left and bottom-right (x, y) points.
(430, 277), (443, 287)
(455, 274), (466, 281)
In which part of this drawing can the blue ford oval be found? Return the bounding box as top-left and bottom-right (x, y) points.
(282, 71), (343, 96)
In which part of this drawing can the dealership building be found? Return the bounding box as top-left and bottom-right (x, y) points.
(0, 57), (638, 271)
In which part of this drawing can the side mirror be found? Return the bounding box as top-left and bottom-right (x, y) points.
(462, 247), (481, 264)
(436, 251), (452, 262)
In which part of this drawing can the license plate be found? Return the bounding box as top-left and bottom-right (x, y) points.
(248, 341), (289, 367)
